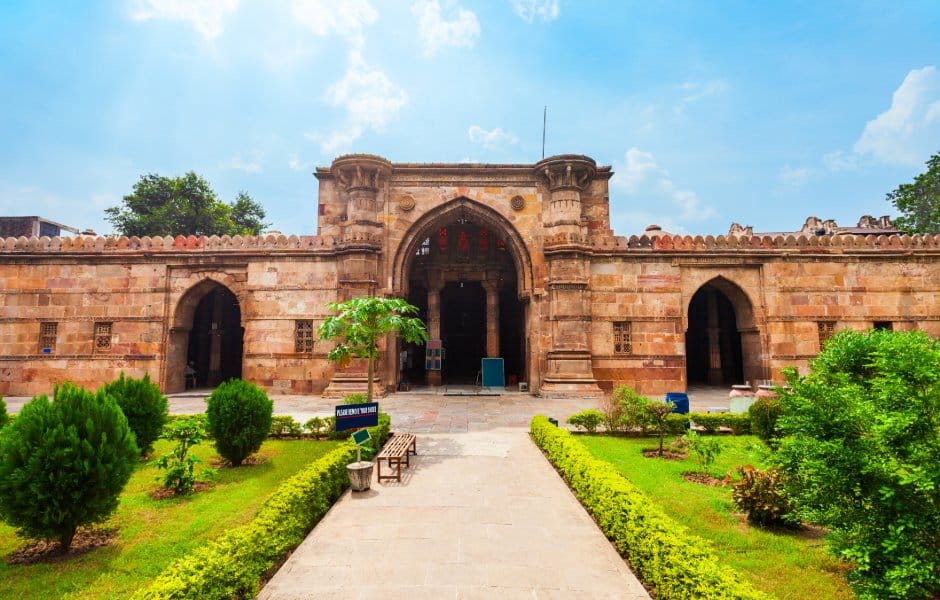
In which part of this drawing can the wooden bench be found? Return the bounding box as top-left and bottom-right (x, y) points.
(376, 433), (417, 482)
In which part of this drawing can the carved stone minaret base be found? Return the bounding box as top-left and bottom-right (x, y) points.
(536, 155), (602, 396)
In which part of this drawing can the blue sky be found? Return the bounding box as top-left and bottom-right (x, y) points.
(1, 1), (938, 237)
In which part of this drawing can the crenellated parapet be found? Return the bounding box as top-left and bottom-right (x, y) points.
(0, 233), (345, 253)
(588, 232), (940, 253)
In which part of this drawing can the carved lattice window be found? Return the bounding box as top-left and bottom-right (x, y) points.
(39, 322), (57, 353)
(613, 321), (632, 355)
(437, 228), (448, 253)
(94, 322), (112, 353)
(479, 229), (489, 253)
(817, 321), (836, 346)
(295, 320), (314, 353)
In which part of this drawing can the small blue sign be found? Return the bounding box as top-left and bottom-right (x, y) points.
(334, 402), (379, 431)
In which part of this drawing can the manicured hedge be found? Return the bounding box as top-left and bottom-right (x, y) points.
(688, 412), (751, 435)
(135, 414), (392, 599)
(530, 415), (768, 600)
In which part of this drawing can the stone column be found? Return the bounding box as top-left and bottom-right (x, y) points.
(534, 155), (601, 396)
(426, 282), (442, 386)
(706, 289), (724, 385)
(322, 155), (391, 398)
(483, 279), (500, 357)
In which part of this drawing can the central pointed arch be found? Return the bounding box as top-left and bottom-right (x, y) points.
(391, 197), (534, 298)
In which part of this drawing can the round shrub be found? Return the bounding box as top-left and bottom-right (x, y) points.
(749, 395), (783, 443)
(0, 383), (138, 550)
(205, 379), (273, 466)
(566, 409), (604, 433)
(100, 372), (168, 455)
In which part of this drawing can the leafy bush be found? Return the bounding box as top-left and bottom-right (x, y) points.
(304, 416), (327, 439)
(566, 409), (604, 433)
(342, 393), (367, 405)
(774, 329), (940, 599)
(730, 465), (795, 527)
(100, 372), (169, 455)
(689, 412), (723, 434)
(269, 415), (303, 438)
(613, 385), (652, 433)
(135, 442), (356, 599)
(530, 415), (767, 599)
(664, 412), (690, 435)
(598, 393), (625, 432)
(155, 416), (210, 495)
(723, 413), (752, 435)
(0, 396), (8, 429)
(205, 379), (273, 467)
(0, 383), (138, 550)
(749, 396), (783, 444)
(684, 430), (723, 475)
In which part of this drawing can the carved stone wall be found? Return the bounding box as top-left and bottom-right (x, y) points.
(1, 155), (939, 398)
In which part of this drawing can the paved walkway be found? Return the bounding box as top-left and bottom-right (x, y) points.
(257, 428), (650, 599)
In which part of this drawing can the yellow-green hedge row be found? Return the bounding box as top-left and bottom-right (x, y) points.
(134, 441), (356, 599)
(530, 415), (768, 600)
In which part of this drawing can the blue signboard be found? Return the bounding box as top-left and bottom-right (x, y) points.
(481, 358), (505, 387)
(334, 402), (379, 431)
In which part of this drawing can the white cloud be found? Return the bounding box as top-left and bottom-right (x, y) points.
(411, 0), (480, 57)
(468, 125), (518, 149)
(853, 66), (940, 166)
(318, 51), (408, 153)
(129, 0), (239, 41)
(220, 152), (263, 173)
(674, 79), (727, 115)
(779, 165), (814, 186)
(511, 0), (560, 23)
(612, 148), (714, 221)
(822, 150), (858, 173)
(290, 0), (377, 46)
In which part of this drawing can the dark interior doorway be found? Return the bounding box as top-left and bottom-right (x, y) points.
(441, 281), (485, 384)
(686, 285), (743, 385)
(499, 283), (524, 385)
(187, 286), (243, 387)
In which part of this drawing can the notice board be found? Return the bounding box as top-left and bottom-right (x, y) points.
(481, 358), (505, 387)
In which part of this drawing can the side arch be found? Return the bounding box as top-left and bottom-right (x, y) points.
(391, 197), (534, 298)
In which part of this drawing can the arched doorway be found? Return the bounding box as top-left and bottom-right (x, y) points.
(395, 200), (530, 388)
(167, 281), (244, 392)
(685, 278), (761, 386)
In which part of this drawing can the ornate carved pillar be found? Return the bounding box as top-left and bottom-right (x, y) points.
(426, 282), (442, 387)
(482, 279), (500, 358)
(535, 155), (601, 396)
(322, 155), (391, 398)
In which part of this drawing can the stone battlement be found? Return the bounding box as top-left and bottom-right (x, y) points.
(0, 233), (382, 253)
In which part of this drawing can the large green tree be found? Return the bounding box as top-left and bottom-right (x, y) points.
(888, 151), (940, 234)
(318, 297), (428, 402)
(774, 329), (940, 599)
(105, 172), (269, 237)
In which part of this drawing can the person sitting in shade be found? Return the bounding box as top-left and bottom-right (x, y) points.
(185, 361), (197, 389)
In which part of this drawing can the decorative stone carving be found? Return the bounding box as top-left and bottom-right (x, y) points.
(510, 195), (525, 211)
(331, 154), (392, 193)
(399, 195), (416, 212)
(534, 155), (597, 192)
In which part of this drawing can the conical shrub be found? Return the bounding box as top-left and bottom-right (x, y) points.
(0, 383), (139, 550)
(205, 379), (273, 466)
(100, 372), (168, 455)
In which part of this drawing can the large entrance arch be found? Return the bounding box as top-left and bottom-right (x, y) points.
(685, 277), (763, 386)
(394, 199), (531, 387)
(166, 280), (244, 393)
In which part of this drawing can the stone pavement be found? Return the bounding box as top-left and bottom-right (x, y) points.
(257, 428), (651, 600)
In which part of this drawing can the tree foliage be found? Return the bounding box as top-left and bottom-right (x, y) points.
(205, 379), (273, 467)
(0, 383), (138, 550)
(105, 172), (269, 237)
(774, 329), (940, 599)
(888, 151), (940, 234)
(100, 372), (168, 456)
(318, 297), (429, 402)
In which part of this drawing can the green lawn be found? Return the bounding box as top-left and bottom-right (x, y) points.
(0, 438), (341, 599)
(577, 434), (855, 600)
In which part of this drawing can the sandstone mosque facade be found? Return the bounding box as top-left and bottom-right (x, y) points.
(1, 154), (938, 398)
